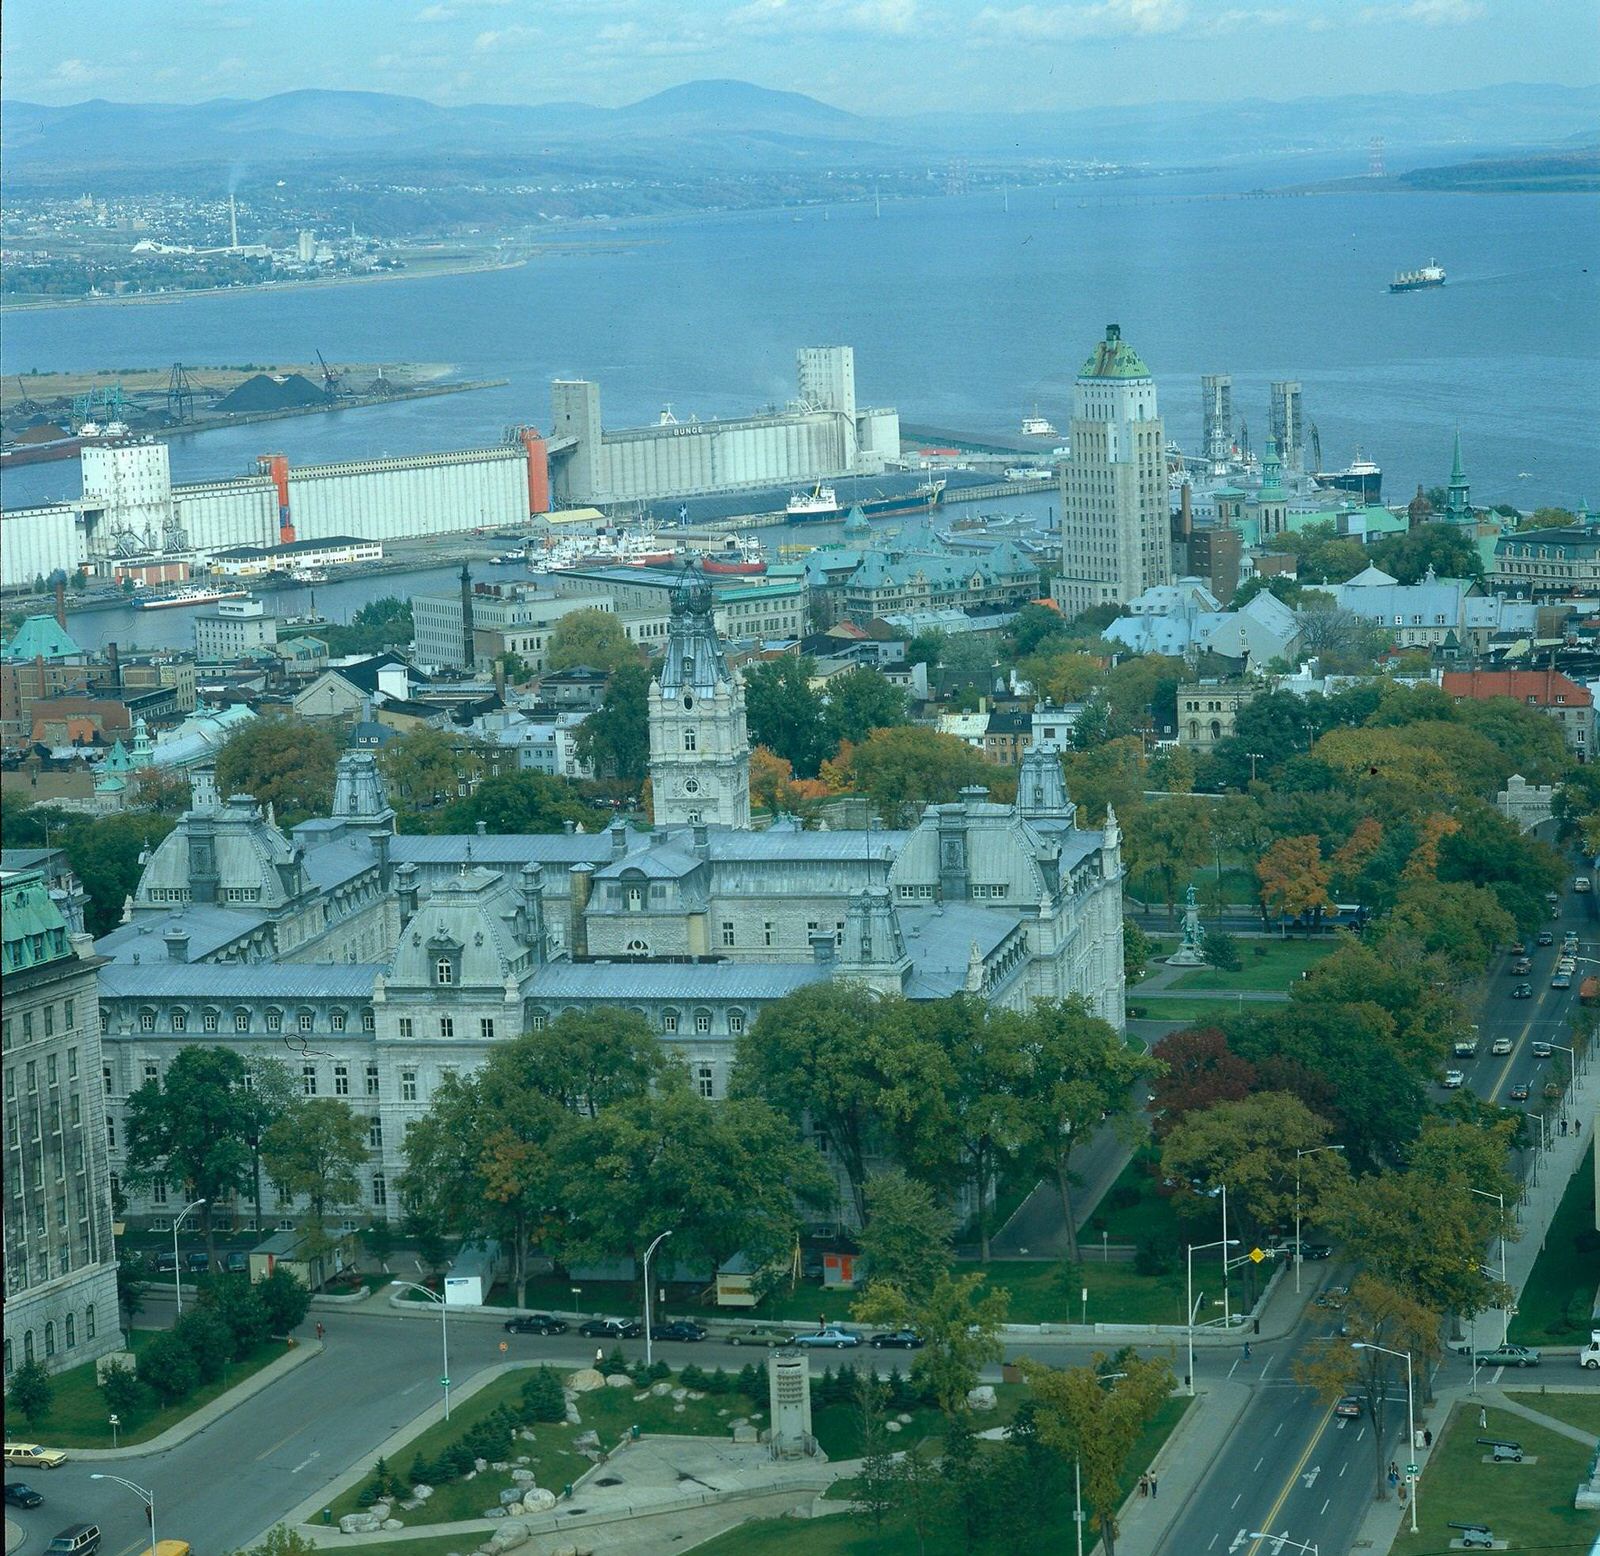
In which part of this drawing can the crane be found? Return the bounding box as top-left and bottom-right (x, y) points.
(315, 350), (344, 400)
(167, 362), (195, 424)
(12, 377), (43, 418)
(1307, 421), (1323, 476)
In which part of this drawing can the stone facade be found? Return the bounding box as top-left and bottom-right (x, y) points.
(2, 869), (123, 1379)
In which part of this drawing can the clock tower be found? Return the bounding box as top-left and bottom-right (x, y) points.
(648, 579), (751, 829)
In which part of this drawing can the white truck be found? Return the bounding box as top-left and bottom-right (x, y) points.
(1581, 1330), (1600, 1370)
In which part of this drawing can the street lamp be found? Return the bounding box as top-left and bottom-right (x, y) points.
(1294, 1146), (1345, 1294)
(642, 1229), (674, 1368)
(391, 1279), (451, 1420)
(1250, 1532), (1318, 1555)
(1352, 1341), (1417, 1533)
(1185, 1238), (1238, 1396)
(90, 1474), (154, 1554)
(172, 1197), (206, 1317)
(1469, 1187), (1510, 1343)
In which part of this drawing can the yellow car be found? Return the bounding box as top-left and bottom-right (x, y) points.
(4, 1443), (68, 1468)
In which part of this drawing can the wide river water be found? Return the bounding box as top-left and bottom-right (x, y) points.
(3, 180), (1597, 515)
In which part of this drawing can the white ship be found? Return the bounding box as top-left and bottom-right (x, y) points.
(1020, 413), (1059, 437)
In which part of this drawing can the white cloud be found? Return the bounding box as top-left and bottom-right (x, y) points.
(974, 0), (1191, 41)
(1358, 0), (1485, 22)
(46, 57), (116, 87)
(727, 0), (918, 37)
(473, 23), (541, 50)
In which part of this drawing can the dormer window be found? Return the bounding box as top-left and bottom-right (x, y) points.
(436, 958), (453, 985)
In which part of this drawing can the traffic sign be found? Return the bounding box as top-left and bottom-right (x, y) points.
(1249, 1247), (1266, 1264)
(1405, 1463), (1418, 1476)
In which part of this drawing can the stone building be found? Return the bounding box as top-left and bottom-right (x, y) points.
(2, 869), (123, 1379)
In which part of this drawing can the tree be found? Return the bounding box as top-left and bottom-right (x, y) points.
(823, 666), (906, 747)
(1386, 880), (1513, 976)
(139, 1328), (200, 1406)
(123, 1045), (254, 1268)
(1149, 1027), (1257, 1137)
(319, 597), (411, 657)
(1132, 796), (1213, 918)
(905, 630), (945, 669)
(1297, 601), (1384, 672)
(215, 717), (340, 826)
(1123, 919), (1152, 982)
(835, 725), (1003, 824)
(1024, 1354), (1175, 1556)
(855, 1269), (1009, 1417)
(230, 1528), (321, 1556)
(176, 1306), (233, 1384)
(742, 656), (830, 776)
(1370, 522), (1484, 583)
(256, 1265), (313, 1335)
(854, 1373), (899, 1532)
(1203, 929), (1242, 972)
(1006, 601), (1070, 658)
(893, 1443), (950, 1556)
(521, 1365), (567, 1423)
(748, 746), (827, 820)
(1018, 648), (1104, 706)
(378, 729), (481, 811)
(118, 1246), (149, 1327)
(99, 1358), (146, 1419)
(7, 1358), (53, 1423)
(573, 660), (650, 785)
(546, 608), (638, 674)
(261, 1098), (369, 1270)
(1256, 835), (1333, 932)
(432, 771), (592, 835)
(200, 1271), (274, 1359)
(856, 1170), (953, 1301)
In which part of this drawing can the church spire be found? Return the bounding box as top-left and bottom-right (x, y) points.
(1445, 427), (1471, 525)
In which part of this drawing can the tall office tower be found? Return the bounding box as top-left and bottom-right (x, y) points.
(1053, 325), (1171, 615)
(1269, 380), (1304, 472)
(1201, 374), (1232, 466)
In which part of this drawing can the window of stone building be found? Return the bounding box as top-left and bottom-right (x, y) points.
(44, 1322), (55, 1358)
(401, 1070), (417, 1102)
(529, 1009), (548, 1030)
(298, 1011), (313, 1033)
(331, 1010), (347, 1032)
(728, 1010), (745, 1034)
(170, 1010), (187, 1033)
(763, 921), (774, 947)
(266, 1009), (282, 1032)
(480, 1018), (495, 1039)
(362, 1010), (375, 1032)
(106, 1117), (115, 1149)
(366, 1063), (380, 1095)
(694, 1010), (712, 1033)
(334, 1065), (349, 1096)
(85, 1305), (95, 1339)
(372, 1175), (387, 1208)
(662, 1010), (679, 1034)
(302, 1065), (317, 1097)
(369, 1117), (383, 1149)
(696, 1064), (715, 1099)
(151, 1178), (168, 1204)
(143, 1061), (158, 1084)
(201, 1009), (218, 1032)
(721, 921), (735, 947)
(439, 1016), (454, 1038)
(436, 958), (453, 985)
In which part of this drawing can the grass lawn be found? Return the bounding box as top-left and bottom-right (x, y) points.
(1126, 995), (1285, 1024)
(966, 1259), (1250, 1328)
(1394, 1403), (1597, 1555)
(1506, 1391), (1600, 1437)
(20, 1328), (285, 1447)
(303, 1539), (464, 1556)
(327, 1364), (771, 1529)
(1168, 939), (1334, 992)
(814, 1383), (1026, 1466)
(1509, 1142), (1600, 1345)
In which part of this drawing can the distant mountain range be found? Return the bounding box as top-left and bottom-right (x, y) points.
(4, 78), (1597, 179)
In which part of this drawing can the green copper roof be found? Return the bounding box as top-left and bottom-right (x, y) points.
(1078, 324), (1151, 380)
(1, 614), (83, 663)
(1, 871), (73, 974)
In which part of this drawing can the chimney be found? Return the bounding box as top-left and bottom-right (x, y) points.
(459, 563), (476, 671)
(494, 657), (507, 700)
(693, 823), (709, 859)
(368, 829), (392, 890)
(610, 821), (628, 859)
(568, 863), (593, 958)
(54, 577), (67, 629)
(395, 862), (420, 920)
(163, 927), (190, 963)
(475, 819), (488, 836)
(1180, 481), (1193, 539)
(107, 640), (122, 692)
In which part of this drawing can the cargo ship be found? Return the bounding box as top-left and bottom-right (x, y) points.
(1313, 448), (1383, 503)
(698, 535), (767, 576)
(786, 478), (946, 525)
(137, 585), (251, 611)
(1389, 261), (1445, 293)
(0, 419), (132, 468)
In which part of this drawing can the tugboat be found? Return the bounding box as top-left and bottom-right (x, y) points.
(1389, 260), (1446, 293)
(699, 535), (767, 576)
(786, 478), (947, 525)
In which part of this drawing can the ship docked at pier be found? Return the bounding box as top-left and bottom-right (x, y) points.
(786, 478), (947, 525)
(1389, 260), (1446, 293)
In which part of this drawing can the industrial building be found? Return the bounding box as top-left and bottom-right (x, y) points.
(548, 347), (899, 507)
(1269, 381), (1305, 473)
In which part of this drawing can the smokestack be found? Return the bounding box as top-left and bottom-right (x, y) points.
(264, 453), (294, 545)
(107, 641), (121, 692)
(230, 192), (238, 251)
(459, 563), (475, 670)
(54, 577), (67, 629)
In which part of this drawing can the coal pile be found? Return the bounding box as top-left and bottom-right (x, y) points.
(216, 373), (328, 414)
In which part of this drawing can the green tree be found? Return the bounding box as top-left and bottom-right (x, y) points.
(123, 1045), (254, 1268)
(1024, 1354), (1175, 1556)
(139, 1328), (200, 1405)
(856, 1170), (953, 1301)
(905, 630), (945, 669)
(1123, 918), (1152, 982)
(175, 1306), (233, 1384)
(200, 1272), (274, 1360)
(853, 1374), (898, 1532)
(743, 656), (830, 776)
(1370, 522), (1483, 584)
(546, 608), (639, 674)
(230, 1527), (320, 1556)
(1203, 929), (1242, 971)
(822, 666), (906, 747)
(1006, 602), (1070, 658)
(573, 661), (650, 785)
(378, 729), (481, 811)
(432, 771), (592, 835)
(261, 1098), (369, 1271)
(1132, 796), (1214, 919)
(256, 1265), (313, 1336)
(215, 717), (339, 825)
(320, 597), (411, 657)
(855, 1269), (1009, 1417)
(118, 1246), (149, 1327)
(7, 1358), (53, 1423)
(530, 1008), (670, 1118)
(521, 1365), (567, 1423)
(99, 1358), (146, 1419)
(837, 725), (1004, 824)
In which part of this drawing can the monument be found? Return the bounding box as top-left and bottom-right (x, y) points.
(1165, 884), (1208, 967)
(767, 1349), (816, 1458)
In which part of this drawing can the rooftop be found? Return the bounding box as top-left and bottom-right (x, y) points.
(1078, 324), (1151, 381)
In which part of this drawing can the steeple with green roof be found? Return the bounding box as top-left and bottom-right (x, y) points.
(1078, 324), (1151, 381)
(1259, 436), (1286, 501)
(1444, 428), (1472, 526)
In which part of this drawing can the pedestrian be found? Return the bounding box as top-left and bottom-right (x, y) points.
(1138, 1474), (1148, 1498)
(1253, 1317), (1260, 1336)
(315, 1320), (325, 1342)
(1397, 1484), (1407, 1506)
(1150, 1476), (1158, 1500)
(1562, 1117), (1569, 1137)
(595, 1347), (604, 1367)
(1243, 1341), (1252, 1360)
(1480, 1407), (1488, 1430)
(1424, 1428), (1433, 1449)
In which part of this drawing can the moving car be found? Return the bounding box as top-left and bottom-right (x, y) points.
(1512, 982), (1533, 999)
(1537, 930), (1555, 946)
(1579, 1330), (1600, 1369)
(4, 1485), (44, 1509)
(1532, 1041), (1554, 1058)
(1491, 1037), (1514, 1055)
(1551, 973), (1572, 990)
(1575, 876), (1591, 893)
(869, 1330), (925, 1349)
(793, 1326), (861, 1349)
(1474, 1344), (1540, 1367)
(653, 1320), (708, 1342)
(46, 1526), (100, 1556)
(1334, 1395), (1362, 1418)
(1509, 941), (1527, 956)
(1507, 1082), (1531, 1102)
(503, 1314), (568, 1335)
(1510, 957), (1532, 975)
(1443, 1069), (1465, 1088)
(726, 1325), (797, 1347)
(577, 1318), (643, 1340)
(3, 1446), (67, 1470)
(1558, 956), (1577, 973)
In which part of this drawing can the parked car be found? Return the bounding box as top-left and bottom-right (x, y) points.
(4, 1485), (44, 1509)
(1579, 1330), (1600, 1369)
(726, 1325), (797, 1348)
(1532, 1041), (1554, 1058)
(1537, 930), (1555, 946)
(1507, 1082), (1531, 1102)
(793, 1326), (861, 1349)
(1474, 1344), (1541, 1367)
(225, 1251), (249, 1274)
(1510, 957), (1532, 975)
(1551, 974), (1572, 990)
(46, 1526), (99, 1556)
(869, 1330), (925, 1349)
(1334, 1395), (1362, 1418)
(1512, 983), (1533, 999)
(154, 1251), (178, 1274)
(1443, 1069), (1465, 1088)
(503, 1314), (568, 1335)
(3, 1447), (67, 1470)
(1557, 956), (1577, 973)
(577, 1318), (643, 1340)
(653, 1320), (708, 1343)
(184, 1251), (210, 1273)
(1492, 1037), (1514, 1055)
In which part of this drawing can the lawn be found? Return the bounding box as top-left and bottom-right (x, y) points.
(327, 1364), (772, 1529)
(1505, 1391), (1600, 1437)
(1509, 1142), (1600, 1345)
(1394, 1403), (1597, 1555)
(1126, 996), (1282, 1024)
(1168, 938), (1334, 992)
(967, 1259), (1251, 1328)
(814, 1383), (1027, 1465)
(19, 1328), (285, 1447)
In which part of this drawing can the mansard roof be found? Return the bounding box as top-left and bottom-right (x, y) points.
(99, 963), (381, 999)
(98, 906), (271, 964)
(525, 961), (828, 1002)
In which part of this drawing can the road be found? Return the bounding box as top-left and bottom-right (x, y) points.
(1155, 880), (1595, 1556)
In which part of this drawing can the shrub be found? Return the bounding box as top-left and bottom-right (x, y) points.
(704, 1368), (732, 1395)
(99, 1358), (146, 1419)
(679, 1363), (709, 1390)
(736, 1362), (763, 1399)
(140, 1330), (201, 1405)
(176, 1306), (233, 1384)
(1134, 1237), (1178, 1277)
(7, 1359), (53, 1423)
(1109, 1185), (1141, 1213)
(604, 1346), (629, 1375)
(646, 1359), (670, 1383)
(407, 1453), (436, 1487)
(257, 1266), (312, 1335)
(201, 1275), (273, 1360)
(521, 1365), (567, 1424)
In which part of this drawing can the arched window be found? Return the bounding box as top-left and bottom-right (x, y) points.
(625, 885), (644, 912)
(296, 1009), (314, 1033)
(728, 1008), (746, 1035)
(436, 958), (453, 985)
(170, 1010), (187, 1033)
(693, 1009), (712, 1034)
(3, 1338), (11, 1374)
(139, 1008), (155, 1032)
(23, 1331), (34, 1364)
(65, 1313), (75, 1348)
(626, 939), (650, 956)
(662, 1009), (680, 1034)
(202, 1008), (219, 1032)
(1210, 720), (1221, 742)
(266, 1008), (283, 1032)
(330, 1010), (347, 1032)
(44, 1321), (55, 1357)
(234, 1009), (251, 1032)
(528, 1008), (548, 1031)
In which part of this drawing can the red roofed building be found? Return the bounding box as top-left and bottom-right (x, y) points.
(1440, 667), (1594, 761)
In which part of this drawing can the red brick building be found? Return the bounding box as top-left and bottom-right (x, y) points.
(1440, 668), (1594, 761)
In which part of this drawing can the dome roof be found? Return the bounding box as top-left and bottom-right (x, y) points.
(1078, 324), (1151, 381)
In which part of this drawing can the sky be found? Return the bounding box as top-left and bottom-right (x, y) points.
(2, 0), (1594, 114)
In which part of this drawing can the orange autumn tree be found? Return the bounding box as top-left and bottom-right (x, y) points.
(749, 745), (829, 818)
(1257, 835), (1334, 934)
(1330, 816), (1383, 897)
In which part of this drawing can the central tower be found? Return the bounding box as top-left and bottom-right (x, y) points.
(648, 579), (751, 829)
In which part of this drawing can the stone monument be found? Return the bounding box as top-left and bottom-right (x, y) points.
(1165, 884), (1208, 967)
(767, 1348), (816, 1458)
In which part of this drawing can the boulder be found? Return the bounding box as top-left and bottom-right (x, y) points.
(474, 1458), (489, 1473)
(399, 1500), (421, 1512)
(490, 1460), (510, 1472)
(567, 1368), (605, 1393)
(670, 1387), (688, 1402)
(674, 1403), (685, 1413)
(510, 1468), (536, 1484)
(382, 1521), (403, 1533)
(650, 1381), (673, 1397)
(897, 1414), (913, 1425)
(515, 1455), (531, 1464)
(565, 1408), (582, 1426)
(522, 1488), (557, 1513)
(338, 1514), (381, 1535)
(489, 1522), (529, 1552)
(482, 1508), (506, 1520)
(412, 1485), (434, 1500)
(369, 1503), (391, 1521)
(886, 1420), (903, 1433)
(966, 1385), (997, 1412)
(732, 1424), (758, 1443)
(687, 1390), (705, 1401)
(499, 1488), (523, 1506)
(552, 1546), (578, 1556)
(518, 1429), (538, 1442)
(633, 1392), (650, 1403)
(605, 1373), (632, 1388)
(574, 1430), (601, 1450)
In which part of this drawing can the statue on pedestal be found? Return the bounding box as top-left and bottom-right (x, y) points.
(1165, 884), (1208, 967)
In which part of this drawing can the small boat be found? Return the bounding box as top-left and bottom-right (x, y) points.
(1004, 467), (1054, 482)
(1020, 413), (1059, 437)
(700, 535), (767, 575)
(137, 586), (250, 611)
(290, 568), (329, 584)
(490, 552), (526, 565)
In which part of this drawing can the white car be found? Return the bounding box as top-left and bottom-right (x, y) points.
(1558, 957), (1577, 974)
(1443, 1069), (1465, 1088)
(1492, 1037), (1513, 1055)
